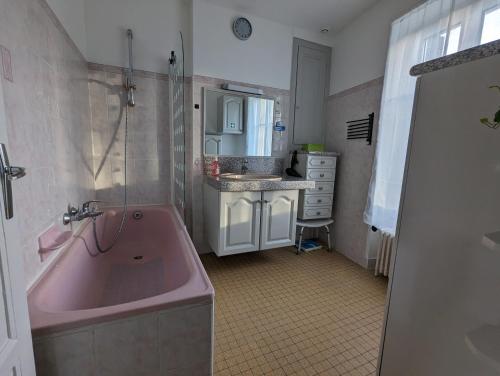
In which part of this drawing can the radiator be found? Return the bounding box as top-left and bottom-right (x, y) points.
(375, 232), (394, 277)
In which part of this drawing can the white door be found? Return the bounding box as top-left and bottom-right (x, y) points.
(0, 69), (35, 375)
(291, 39), (330, 145)
(260, 190), (298, 250)
(220, 191), (261, 255)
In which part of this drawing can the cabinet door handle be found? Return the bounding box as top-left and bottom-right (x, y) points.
(318, 187), (323, 191)
(320, 160), (325, 165)
(320, 174), (325, 178)
(316, 212), (321, 215)
(318, 200), (322, 203)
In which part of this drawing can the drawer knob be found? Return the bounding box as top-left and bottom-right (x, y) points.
(316, 212), (321, 215)
(318, 187), (323, 190)
(320, 160), (325, 164)
(320, 174), (324, 177)
(318, 200), (322, 203)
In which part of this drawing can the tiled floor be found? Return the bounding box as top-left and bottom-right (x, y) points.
(201, 248), (388, 376)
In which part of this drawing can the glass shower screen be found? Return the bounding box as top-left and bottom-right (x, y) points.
(169, 32), (186, 220)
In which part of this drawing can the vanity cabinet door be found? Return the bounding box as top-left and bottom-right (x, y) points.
(260, 190), (299, 250)
(219, 191), (261, 255)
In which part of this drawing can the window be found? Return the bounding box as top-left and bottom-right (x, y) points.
(445, 25), (462, 54)
(421, 25), (462, 62)
(365, 0), (500, 235)
(481, 6), (500, 44)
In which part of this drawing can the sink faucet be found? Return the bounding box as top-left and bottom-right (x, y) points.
(241, 159), (249, 175)
(63, 200), (104, 225)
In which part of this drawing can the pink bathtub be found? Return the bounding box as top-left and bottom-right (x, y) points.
(28, 205), (214, 337)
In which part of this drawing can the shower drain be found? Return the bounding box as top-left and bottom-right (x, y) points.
(132, 211), (143, 220)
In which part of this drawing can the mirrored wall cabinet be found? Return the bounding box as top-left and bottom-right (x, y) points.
(203, 87), (275, 157)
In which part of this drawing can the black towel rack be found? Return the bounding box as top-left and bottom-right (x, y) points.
(347, 112), (374, 145)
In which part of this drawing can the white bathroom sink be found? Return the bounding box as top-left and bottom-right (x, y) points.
(219, 173), (283, 181)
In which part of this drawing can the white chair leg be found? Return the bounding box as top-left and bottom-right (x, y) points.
(325, 225), (332, 252)
(297, 226), (305, 255)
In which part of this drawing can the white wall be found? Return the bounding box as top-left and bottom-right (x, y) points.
(84, 0), (193, 75)
(329, 0), (422, 94)
(46, 0), (87, 56)
(193, 0), (334, 90)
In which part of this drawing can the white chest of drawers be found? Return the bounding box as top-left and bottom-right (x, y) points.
(295, 153), (337, 220)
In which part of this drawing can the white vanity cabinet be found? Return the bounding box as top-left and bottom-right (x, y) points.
(204, 184), (299, 256)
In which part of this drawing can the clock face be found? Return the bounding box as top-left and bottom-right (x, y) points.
(233, 17), (252, 40)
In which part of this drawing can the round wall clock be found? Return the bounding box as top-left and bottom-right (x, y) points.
(233, 17), (252, 40)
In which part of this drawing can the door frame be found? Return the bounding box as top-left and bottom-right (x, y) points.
(288, 38), (332, 150)
(0, 59), (36, 375)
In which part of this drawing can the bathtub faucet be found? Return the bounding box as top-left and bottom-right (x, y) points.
(63, 201), (104, 225)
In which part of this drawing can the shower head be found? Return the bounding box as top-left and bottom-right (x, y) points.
(125, 28), (135, 107)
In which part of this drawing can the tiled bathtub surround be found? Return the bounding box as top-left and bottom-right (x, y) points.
(188, 76), (290, 253)
(34, 303), (213, 376)
(0, 0), (94, 285)
(88, 63), (171, 206)
(325, 77), (383, 267)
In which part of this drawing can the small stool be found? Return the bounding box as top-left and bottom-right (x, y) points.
(296, 218), (334, 255)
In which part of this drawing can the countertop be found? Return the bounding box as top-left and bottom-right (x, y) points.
(205, 175), (315, 192)
(410, 39), (500, 76)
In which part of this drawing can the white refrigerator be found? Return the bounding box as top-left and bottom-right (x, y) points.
(380, 52), (500, 375)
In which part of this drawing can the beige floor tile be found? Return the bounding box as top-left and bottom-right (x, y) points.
(201, 247), (387, 376)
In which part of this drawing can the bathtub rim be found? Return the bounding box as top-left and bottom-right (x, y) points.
(28, 204), (214, 337)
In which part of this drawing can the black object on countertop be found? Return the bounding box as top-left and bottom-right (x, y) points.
(286, 150), (302, 177)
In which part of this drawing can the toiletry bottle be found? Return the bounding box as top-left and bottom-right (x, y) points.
(273, 101), (286, 153)
(273, 122), (286, 153)
(210, 160), (220, 177)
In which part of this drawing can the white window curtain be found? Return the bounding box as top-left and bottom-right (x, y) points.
(364, 0), (500, 234)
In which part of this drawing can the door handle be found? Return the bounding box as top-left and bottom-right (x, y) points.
(7, 166), (26, 180)
(0, 143), (26, 219)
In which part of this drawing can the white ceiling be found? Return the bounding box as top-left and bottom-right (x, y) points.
(200, 0), (381, 34)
